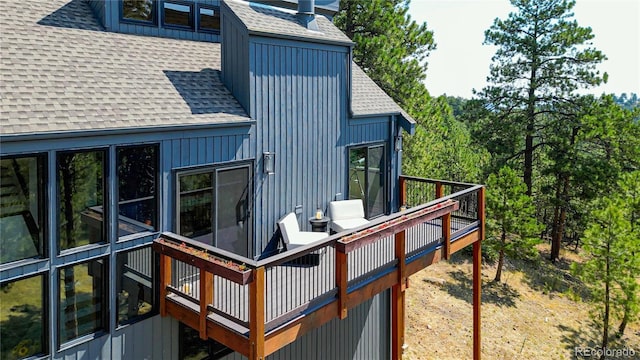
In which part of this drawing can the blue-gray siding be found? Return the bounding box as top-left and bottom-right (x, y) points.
(249, 38), (354, 253)
(216, 290), (390, 360)
(221, 2), (251, 112)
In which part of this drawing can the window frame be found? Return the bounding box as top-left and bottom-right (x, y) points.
(120, 0), (158, 26)
(115, 245), (159, 328)
(175, 161), (254, 258)
(161, 0), (195, 31)
(56, 148), (108, 254)
(0, 272), (49, 359)
(57, 257), (109, 347)
(0, 153), (47, 265)
(196, 4), (221, 34)
(116, 144), (160, 239)
(347, 143), (388, 219)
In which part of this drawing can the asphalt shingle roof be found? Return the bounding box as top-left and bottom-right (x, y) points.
(0, 0), (412, 138)
(351, 63), (414, 123)
(0, 0), (250, 137)
(223, 0), (353, 46)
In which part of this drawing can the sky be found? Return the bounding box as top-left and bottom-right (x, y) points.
(407, 0), (640, 98)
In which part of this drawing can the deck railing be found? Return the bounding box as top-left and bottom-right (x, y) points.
(152, 176), (485, 359)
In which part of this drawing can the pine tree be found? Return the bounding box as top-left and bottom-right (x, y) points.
(480, 0), (606, 197)
(573, 172), (640, 349)
(485, 166), (542, 282)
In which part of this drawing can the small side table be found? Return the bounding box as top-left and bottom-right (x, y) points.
(308, 216), (330, 233)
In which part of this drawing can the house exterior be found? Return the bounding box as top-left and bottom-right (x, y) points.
(0, 1), (484, 359)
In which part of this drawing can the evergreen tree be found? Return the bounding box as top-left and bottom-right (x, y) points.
(335, 0), (489, 183)
(334, 0), (435, 108)
(478, 0), (606, 197)
(485, 166), (542, 282)
(573, 172), (640, 349)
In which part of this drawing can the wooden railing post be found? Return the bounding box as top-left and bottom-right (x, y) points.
(336, 249), (348, 319)
(399, 176), (407, 209)
(159, 253), (171, 317)
(473, 186), (485, 360)
(249, 267), (265, 360)
(199, 269), (213, 340)
(443, 212), (451, 260)
(435, 181), (443, 199)
(473, 240), (482, 360)
(392, 230), (407, 359)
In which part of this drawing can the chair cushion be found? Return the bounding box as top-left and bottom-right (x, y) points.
(331, 218), (370, 233)
(329, 199), (365, 221)
(278, 212), (328, 248)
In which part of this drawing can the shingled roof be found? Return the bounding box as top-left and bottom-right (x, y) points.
(0, 0), (250, 138)
(223, 0), (352, 46)
(0, 0), (414, 138)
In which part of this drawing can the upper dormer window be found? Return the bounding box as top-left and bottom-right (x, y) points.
(198, 5), (220, 33)
(163, 1), (194, 30)
(122, 0), (157, 24)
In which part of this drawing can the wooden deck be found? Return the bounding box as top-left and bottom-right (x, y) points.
(153, 177), (485, 360)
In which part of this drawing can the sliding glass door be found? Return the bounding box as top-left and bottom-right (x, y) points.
(348, 145), (387, 218)
(177, 164), (252, 257)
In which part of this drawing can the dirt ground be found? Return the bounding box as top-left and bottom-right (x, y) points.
(404, 245), (640, 360)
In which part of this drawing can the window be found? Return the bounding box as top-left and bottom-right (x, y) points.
(58, 258), (107, 343)
(198, 5), (220, 33)
(122, 0), (157, 24)
(0, 274), (48, 359)
(58, 150), (106, 251)
(117, 145), (159, 237)
(177, 164), (252, 257)
(0, 155), (46, 264)
(163, 1), (194, 29)
(348, 145), (387, 218)
(179, 323), (232, 360)
(116, 246), (157, 326)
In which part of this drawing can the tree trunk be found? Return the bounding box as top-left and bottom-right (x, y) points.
(524, 129), (534, 197)
(602, 240), (611, 358)
(617, 314), (628, 338)
(550, 175), (562, 262)
(494, 231), (506, 282)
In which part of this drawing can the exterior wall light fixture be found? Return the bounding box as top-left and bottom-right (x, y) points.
(263, 152), (275, 174)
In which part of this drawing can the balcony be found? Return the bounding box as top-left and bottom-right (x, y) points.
(152, 176), (486, 360)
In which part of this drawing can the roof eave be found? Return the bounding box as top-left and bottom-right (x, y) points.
(0, 120), (256, 143)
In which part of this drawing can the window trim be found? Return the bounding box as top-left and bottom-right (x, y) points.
(197, 4), (221, 34)
(0, 272), (49, 359)
(161, 0), (195, 31)
(0, 153), (47, 265)
(347, 143), (388, 219)
(115, 245), (159, 328)
(175, 161), (254, 258)
(57, 257), (109, 347)
(116, 144), (160, 239)
(120, 0), (158, 26)
(56, 148), (109, 253)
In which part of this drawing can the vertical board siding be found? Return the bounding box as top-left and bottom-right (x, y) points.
(213, 291), (390, 360)
(250, 40), (365, 254)
(161, 132), (252, 233)
(221, 7), (250, 112)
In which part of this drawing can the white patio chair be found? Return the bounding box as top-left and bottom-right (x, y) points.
(277, 212), (327, 251)
(329, 199), (369, 233)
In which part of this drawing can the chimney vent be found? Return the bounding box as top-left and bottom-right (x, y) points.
(297, 0), (319, 31)
(297, 0), (314, 15)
